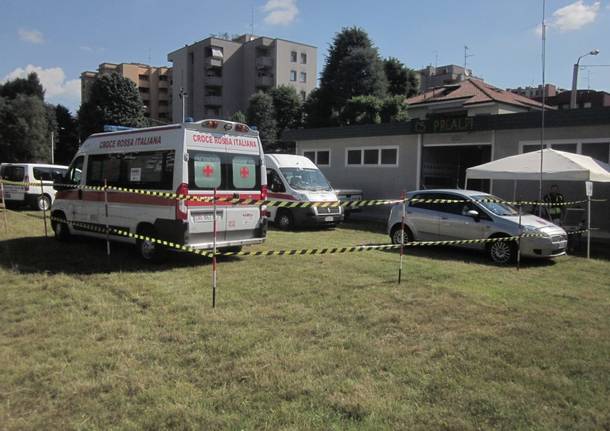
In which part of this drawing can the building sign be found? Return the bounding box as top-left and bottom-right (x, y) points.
(412, 117), (476, 134)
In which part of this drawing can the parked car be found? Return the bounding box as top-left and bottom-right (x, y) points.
(335, 188), (363, 220)
(387, 189), (568, 264)
(265, 154), (343, 229)
(0, 163), (68, 210)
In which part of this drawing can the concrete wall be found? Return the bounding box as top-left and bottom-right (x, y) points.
(296, 134), (420, 199)
(292, 123), (610, 230)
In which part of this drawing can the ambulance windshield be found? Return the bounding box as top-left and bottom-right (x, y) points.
(280, 168), (331, 191)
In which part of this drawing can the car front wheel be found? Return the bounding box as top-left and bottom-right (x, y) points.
(488, 239), (516, 264)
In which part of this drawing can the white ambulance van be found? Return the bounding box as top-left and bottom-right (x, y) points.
(264, 154), (343, 229)
(51, 120), (268, 261)
(0, 163), (68, 210)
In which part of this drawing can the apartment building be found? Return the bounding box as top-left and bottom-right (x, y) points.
(416, 64), (475, 93)
(167, 34), (317, 122)
(80, 63), (172, 123)
(507, 84), (565, 99)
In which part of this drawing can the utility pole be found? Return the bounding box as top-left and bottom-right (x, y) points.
(50, 131), (54, 164)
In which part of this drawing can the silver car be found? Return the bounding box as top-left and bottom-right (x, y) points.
(387, 189), (568, 264)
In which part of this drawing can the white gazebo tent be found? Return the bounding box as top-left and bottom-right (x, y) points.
(465, 148), (610, 258)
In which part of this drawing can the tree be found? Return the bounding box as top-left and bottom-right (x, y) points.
(380, 96), (409, 123)
(303, 88), (334, 128)
(54, 105), (80, 164)
(319, 27), (387, 113)
(78, 73), (146, 139)
(268, 85), (302, 134)
(339, 95), (382, 125)
(246, 92), (277, 147)
(0, 72), (45, 100)
(0, 95), (49, 162)
(230, 110), (246, 123)
(384, 57), (419, 97)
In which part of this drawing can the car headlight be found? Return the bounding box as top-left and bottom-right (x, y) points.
(521, 226), (541, 236)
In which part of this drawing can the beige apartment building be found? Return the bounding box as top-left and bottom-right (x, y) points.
(81, 63), (172, 123)
(167, 34), (317, 122)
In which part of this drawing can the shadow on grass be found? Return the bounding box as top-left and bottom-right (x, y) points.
(380, 245), (559, 268)
(0, 235), (211, 275)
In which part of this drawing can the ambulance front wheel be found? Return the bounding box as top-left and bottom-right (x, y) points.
(276, 209), (294, 230)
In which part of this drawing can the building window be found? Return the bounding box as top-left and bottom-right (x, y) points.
(290, 51), (297, 62)
(290, 70), (297, 81)
(139, 87), (150, 93)
(138, 74), (149, 81)
(299, 72), (307, 83)
(159, 75), (168, 81)
(303, 150), (330, 166)
(346, 147), (399, 167)
(584, 102), (592, 108)
(301, 53), (307, 64)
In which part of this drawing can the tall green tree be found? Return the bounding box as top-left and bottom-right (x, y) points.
(0, 72), (45, 99)
(268, 85), (302, 135)
(384, 57), (419, 97)
(320, 27), (387, 110)
(54, 105), (80, 164)
(0, 95), (49, 162)
(77, 73), (146, 140)
(303, 88), (333, 128)
(230, 110), (246, 123)
(246, 91), (277, 147)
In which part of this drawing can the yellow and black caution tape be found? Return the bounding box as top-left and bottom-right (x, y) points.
(1, 179), (604, 208)
(41, 213), (589, 259)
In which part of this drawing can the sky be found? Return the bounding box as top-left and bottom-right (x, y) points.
(1, 0), (609, 113)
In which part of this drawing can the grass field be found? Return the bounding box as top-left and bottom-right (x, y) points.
(1, 210), (609, 430)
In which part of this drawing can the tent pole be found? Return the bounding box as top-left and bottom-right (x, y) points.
(464, 175), (469, 190)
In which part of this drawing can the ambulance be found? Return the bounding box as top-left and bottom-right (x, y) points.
(264, 154), (343, 229)
(51, 120), (268, 261)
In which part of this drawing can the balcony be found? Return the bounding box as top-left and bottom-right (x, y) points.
(256, 56), (273, 69)
(204, 96), (223, 107)
(205, 76), (223, 86)
(256, 75), (274, 87)
(205, 57), (223, 68)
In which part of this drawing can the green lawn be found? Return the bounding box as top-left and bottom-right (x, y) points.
(1, 210), (609, 430)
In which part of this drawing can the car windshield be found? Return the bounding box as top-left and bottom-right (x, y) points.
(280, 167), (331, 191)
(473, 194), (519, 216)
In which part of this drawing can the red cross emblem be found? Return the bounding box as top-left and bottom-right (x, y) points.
(240, 166), (250, 178)
(202, 165), (214, 177)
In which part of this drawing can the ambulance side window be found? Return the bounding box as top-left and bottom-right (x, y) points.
(67, 156), (84, 184)
(266, 169), (285, 193)
(232, 155), (257, 190)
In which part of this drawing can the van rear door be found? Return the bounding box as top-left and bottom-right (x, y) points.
(224, 153), (262, 242)
(2, 165), (27, 201)
(186, 150), (228, 244)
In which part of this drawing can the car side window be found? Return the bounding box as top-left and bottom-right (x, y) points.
(409, 193), (444, 211)
(266, 169), (285, 193)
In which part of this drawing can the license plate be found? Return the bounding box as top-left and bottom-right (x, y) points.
(193, 214), (214, 223)
(324, 216), (334, 222)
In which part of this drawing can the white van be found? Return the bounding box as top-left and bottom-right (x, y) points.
(51, 119), (268, 261)
(264, 154), (343, 229)
(0, 163), (68, 210)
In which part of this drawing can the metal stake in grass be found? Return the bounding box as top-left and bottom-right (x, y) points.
(40, 180), (48, 238)
(212, 187), (218, 308)
(398, 190), (406, 284)
(104, 179), (111, 257)
(517, 204), (522, 271)
(0, 181), (8, 234)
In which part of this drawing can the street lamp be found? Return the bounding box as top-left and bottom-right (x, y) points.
(570, 49), (599, 109)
